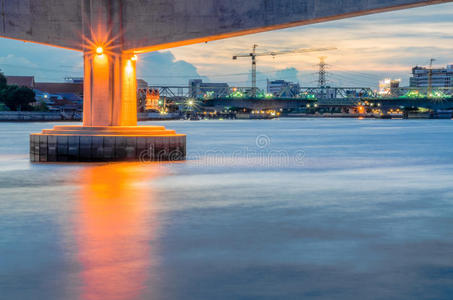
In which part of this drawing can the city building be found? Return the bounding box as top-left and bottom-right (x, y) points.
(189, 79), (229, 99)
(378, 78), (401, 96)
(267, 80), (300, 98)
(409, 65), (453, 88)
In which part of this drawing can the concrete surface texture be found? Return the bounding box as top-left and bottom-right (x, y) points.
(1, 0), (452, 51)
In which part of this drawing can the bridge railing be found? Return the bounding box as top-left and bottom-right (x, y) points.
(138, 85), (453, 104)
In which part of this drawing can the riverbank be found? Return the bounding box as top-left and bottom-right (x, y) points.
(1, 110), (452, 121)
(0, 111), (63, 121)
(0, 111), (182, 122)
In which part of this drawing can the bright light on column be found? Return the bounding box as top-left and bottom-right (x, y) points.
(96, 47), (104, 56)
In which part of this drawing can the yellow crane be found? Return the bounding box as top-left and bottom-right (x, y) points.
(233, 45), (336, 96)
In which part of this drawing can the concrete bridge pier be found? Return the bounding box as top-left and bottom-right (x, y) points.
(31, 49), (186, 162)
(82, 50), (138, 127)
(31, 52), (186, 162)
(30, 0), (186, 162)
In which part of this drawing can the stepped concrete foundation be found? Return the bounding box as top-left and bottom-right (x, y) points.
(30, 126), (186, 162)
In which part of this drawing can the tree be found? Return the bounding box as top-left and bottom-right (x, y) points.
(0, 72), (6, 90)
(0, 72), (36, 111)
(35, 100), (49, 112)
(2, 86), (36, 111)
(0, 85), (14, 105)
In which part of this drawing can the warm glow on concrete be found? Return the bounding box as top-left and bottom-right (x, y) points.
(120, 57), (138, 126)
(82, 52), (139, 127)
(89, 53), (111, 126)
(39, 125), (183, 136)
(125, 59), (133, 74)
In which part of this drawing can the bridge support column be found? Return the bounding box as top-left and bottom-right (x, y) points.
(29, 10), (186, 162)
(30, 51), (186, 162)
(29, 0), (187, 162)
(82, 51), (138, 127)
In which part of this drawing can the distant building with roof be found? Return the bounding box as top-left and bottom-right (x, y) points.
(35, 82), (83, 97)
(267, 80), (300, 98)
(4, 75), (83, 114)
(34, 82), (83, 112)
(137, 79), (148, 89)
(189, 79), (229, 98)
(6, 76), (36, 89)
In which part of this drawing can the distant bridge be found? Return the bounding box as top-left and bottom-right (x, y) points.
(141, 86), (376, 99)
(139, 85), (453, 111)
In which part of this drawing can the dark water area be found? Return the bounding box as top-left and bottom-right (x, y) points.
(1, 119), (453, 300)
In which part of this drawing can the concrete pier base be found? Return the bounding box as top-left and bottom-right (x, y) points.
(30, 125), (186, 162)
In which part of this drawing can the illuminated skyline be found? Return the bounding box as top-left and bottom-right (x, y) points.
(1, 3), (453, 88)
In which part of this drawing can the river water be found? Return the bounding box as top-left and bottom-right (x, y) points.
(1, 119), (453, 300)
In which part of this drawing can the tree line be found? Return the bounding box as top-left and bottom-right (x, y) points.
(0, 72), (40, 111)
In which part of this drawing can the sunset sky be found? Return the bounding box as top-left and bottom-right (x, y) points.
(1, 2), (453, 88)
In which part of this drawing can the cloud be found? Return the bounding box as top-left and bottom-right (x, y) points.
(0, 54), (38, 69)
(274, 68), (300, 83)
(137, 51), (206, 86)
(0, 39), (82, 81)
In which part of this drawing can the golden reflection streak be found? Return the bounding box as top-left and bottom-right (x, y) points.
(75, 163), (163, 300)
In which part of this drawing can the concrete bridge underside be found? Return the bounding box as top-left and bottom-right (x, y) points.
(1, 0), (451, 161)
(1, 0), (452, 52)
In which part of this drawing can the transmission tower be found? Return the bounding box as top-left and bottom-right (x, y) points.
(318, 56), (328, 88)
(317, 56), (329, 99)
(251, 44), (258, 97)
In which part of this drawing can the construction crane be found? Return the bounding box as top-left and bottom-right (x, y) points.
(233, 45), (336, 97)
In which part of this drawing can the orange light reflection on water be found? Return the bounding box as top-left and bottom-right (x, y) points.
(75, 163), (164, 300)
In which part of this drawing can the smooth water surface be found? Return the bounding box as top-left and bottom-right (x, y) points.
(1, 119), (453, 300)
